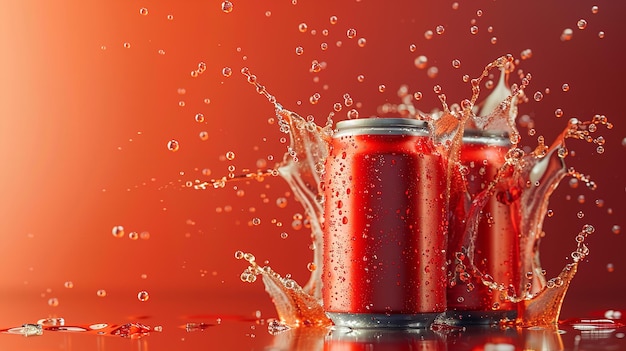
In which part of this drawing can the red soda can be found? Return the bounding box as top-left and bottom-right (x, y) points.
(322, 118), (447, 328)
(446, 130), (518, 323)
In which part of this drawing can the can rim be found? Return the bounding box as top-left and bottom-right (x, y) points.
(463, 128), (511, 146)
(334, 117), (428, 137)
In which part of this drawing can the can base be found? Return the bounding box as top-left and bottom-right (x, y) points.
(443, 310), (517, 325)
(326, 312), (441, 329)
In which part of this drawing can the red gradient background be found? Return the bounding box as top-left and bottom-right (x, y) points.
(0, 0), (624, 345)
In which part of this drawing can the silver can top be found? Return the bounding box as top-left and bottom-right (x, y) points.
(462, 129), (511, 146)
(334, 117), (429, 138)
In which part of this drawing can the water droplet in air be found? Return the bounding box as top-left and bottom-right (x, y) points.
(48, 298), (59, 307)
(435, 25), (445, 35)
(607, 263), (615, 272)
(97, 289), (107, 297)
(577, 211), (585, 219)
(598, 31), (605, 39)
(64, 281), (74, 289)
(329, 15), (338, 25)
(357, 38), (366, 47)
(533, 91), (544, 101)
(252, 218), (261, 226)
(347, 109), (359, 119)
(452, 59), (461, 68)
(221, 1), (233, 13)
(137, 291), (150, 302)
(226, 151), (235, 160)
(222, 67), (232, 77)
(414, 55), (428, 69)
(427, 66), (439, 78)
(112, 225), (125, 238)
(139, 8), (148, 16)
(298, 23), (307, 33)
(195, 113), (205, 123)
(592, 6), (599, 14)
(596, 145), (605, 154)
(490, 36), (497, 44)
(470, 26), (479, 35)
(333, 103), (342, 112)
(562, 83), (570, 92)
(295, 46), (304, 55)
(123, 42), (131, 49)
(577, 19), (588, 30)
(167, 140), (180, 152)
(424, 30), (434, 39)
(346, 28), (357, 39)
(129, 231), (139, 240)
(414, 91), (423, 101)
(378, 85), (386, 93)
(555, 108), (564, 118)
(167, 14), (174, 20)
(452, 2), (459, 10)
(561, 28), (573, 41)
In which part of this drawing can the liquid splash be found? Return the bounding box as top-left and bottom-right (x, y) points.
(211, 55), (610, 328)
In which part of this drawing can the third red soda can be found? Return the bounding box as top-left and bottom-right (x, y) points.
(322, 118), (447, 328)
(446, 129), (519, 323)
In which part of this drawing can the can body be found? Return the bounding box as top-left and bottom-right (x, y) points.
(322, 118), (447, 328)
(446, 130), (518, 323)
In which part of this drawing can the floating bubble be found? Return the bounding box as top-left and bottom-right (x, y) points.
(48, 298), (59, 307)
(346, 28), (357, 39)
(226, 151), (236, 160)
(470, 25), (479, 35)
(435, 25), (445, 35)
(520, 49), (533, 60)
(427, 66), (439, 78)
(167, 14), (174, 20)
(139, 7), (148, 16)
(64, 281), (74, 289)
(295, 46), (304, 55)
(280, 232), (288, 239)
(598, 31), (605, 39)
(378, 84), (386, 93)
(97, 289), (107, 297)
(424, 30), (434, 39)
(490, 36), (497, 44)
(129, 231), (139, 240)
(357, 38), (366, 47)
(140, 231), (150, 240)
(577, 19), (588, 30)
(221, 1), (233, 13)
(112, 225), (124, 238)
(252, 218), (261, 226)
(452, 59), (461, 68)
(612, 225), (621, 234)
(167, 140), (180, 152)
(414, 91), (423, 101)
(195, 113), (205, 123)
(562, 83), (570, 92)
(137, 291), (150, 302)
(592, 5), (599, 14)
(199, 131), (209, 141)
(320, 42), (328, 50)
(577, 211), (585, 219)
(329, 15), (338, 25)
(452, 2), (459, 10)
(533, 91), (544, 101)
(298, 23), (307, 33)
